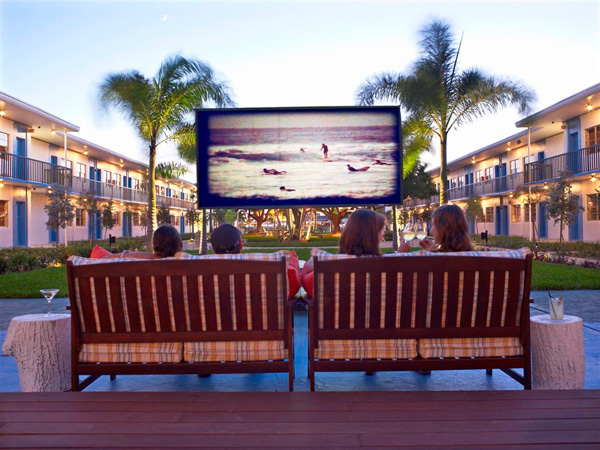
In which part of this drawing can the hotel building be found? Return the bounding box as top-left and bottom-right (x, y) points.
(0, 91), (196, 248)
(403, 84), (600, 242)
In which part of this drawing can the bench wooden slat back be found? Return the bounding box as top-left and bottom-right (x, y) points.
(67, 258), (288, 343)
(312, 255), (532, 342)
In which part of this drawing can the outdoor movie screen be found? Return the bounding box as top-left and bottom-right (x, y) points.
(196, 106), (402, 208)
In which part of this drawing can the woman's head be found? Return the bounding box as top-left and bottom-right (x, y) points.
(338, 209), (386, 256)
(152, 224), (182, 258)
(431, 204), (472, 252)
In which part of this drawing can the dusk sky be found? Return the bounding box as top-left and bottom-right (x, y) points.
(1, 0), (598, 182)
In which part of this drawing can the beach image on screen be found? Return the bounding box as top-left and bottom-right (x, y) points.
(201, 109), (400, 206)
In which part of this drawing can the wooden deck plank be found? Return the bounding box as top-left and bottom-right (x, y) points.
(0, 391), (597, 449)
(2, 390), (597, 403)
(2, 418), (598, 435)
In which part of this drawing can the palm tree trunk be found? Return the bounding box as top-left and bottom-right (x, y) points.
(146, 140), (157, 251)
(439, 132), (448, 204)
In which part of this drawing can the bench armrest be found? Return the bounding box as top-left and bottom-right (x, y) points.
(529, 298), (535, 304)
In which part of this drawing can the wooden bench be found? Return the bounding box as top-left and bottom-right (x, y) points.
(307, 254), (533, 391)
(66, 258), (295, 391)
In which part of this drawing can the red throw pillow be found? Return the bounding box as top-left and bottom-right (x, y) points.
(90, 245), (113, 259)
(287, 251), (301, 300)
(301, 266), (314, 299)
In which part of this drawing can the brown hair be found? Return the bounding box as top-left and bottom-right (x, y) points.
(152, 224), (182, 257)
(338, 209), (386, 256)
(431, 204), (472, 252)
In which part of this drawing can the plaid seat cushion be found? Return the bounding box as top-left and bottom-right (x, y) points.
(418, 337), (523, 359)
(79, 343), (183, 363)
(184, 340), (288, 362)
(315, 339), (417, 360)
(383, 247), (531, 259)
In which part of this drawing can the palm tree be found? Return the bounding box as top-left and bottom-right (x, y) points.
(357, 20), (536, 204)
(99, 55), (233, 248)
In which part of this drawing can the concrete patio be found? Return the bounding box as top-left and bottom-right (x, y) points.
(1, 291), (598, 392)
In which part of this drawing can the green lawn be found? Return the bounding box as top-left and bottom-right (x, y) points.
(1, 254), (598, 298)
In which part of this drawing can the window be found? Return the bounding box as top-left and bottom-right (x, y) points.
(485, 207), (494, 223)
(524, 203), (537, 223)
(132, 213), (140, 227)
(523, 155), (536, 166)
(103, 171), (111, 184)
(511, 205), (521, 223)
(484, 167), (494, 181)
(0, 200), (7, 226)
(457, 177), (464, 188)
(114, 174), (122, 187)
(510, 159), (520, 174)
(449, 178), (456, 189)
(587, 194), (600, 221)
(172, 215), (180, 226)
(155, 186), (160, 195)
(475, 170), (482, 183)
(75, 163), (86, 179)
(112, 212), (121, 226)
(75, 208), (86, 227)
(133, 179), (140, 190)
(60, 158), (73, 170)
(161, 186), (165, 196)
(585, 125), (600, 147)
(0, 132), (8, 152)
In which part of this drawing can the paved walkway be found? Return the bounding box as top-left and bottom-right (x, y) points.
(1, 291), (598, 392)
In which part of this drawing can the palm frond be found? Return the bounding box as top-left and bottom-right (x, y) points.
(355, 73), (403, 106)
(155, 161), (189, 179)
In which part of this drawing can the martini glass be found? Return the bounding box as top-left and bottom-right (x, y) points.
(40, 289), (59, 317)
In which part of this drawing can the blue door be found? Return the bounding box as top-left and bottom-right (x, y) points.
(537, 151), (545, 180)
(14, 138), (27, 180)
(502, 206), (509, 235)
(495, 206), (501, 235)
(569, 196), (582, 241)
(14, 201), (27, 246)
(180, 215), (185, 234)
(50, 155), (58, 184)
(49, 227), (57, 244)
(88, 211), (102, 240)
(122, 212), (132, 238)
(539, 203), (547, 238)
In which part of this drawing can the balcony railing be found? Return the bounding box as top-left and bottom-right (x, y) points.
(447, 172), (524, 201)
(402, 172), (524, 208)
(525, 144), (600, 184)
(0, 152), (71, 187)
(71, 177), (194, 209)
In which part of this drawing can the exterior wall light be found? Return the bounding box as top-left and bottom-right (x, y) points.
(509, 192), (514, 198)
(543, 182), (549, 190)
(587, 104), (593, 112)
(592, 174), (597, 182)
(0, 180), (4, 188)
(0, 110), (5, 117)
(50, 129), (56, 135)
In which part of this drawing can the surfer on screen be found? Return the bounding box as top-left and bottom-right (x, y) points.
(320, 143), (329, 159)
(347, 164), (370, 172)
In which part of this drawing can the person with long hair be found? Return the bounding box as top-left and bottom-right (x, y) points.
(302, 208), (386, 276)
(102, 224), (183, 259)
(416, 204), (473, 252)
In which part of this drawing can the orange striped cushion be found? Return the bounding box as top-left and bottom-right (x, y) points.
(315, 339), (417, 360)
(184, 340), (287, 362)
(79, 343), (183, 363)
(418, 337), (523, 359)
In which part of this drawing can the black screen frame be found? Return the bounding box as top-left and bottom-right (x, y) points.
(196, 105), (402, 209)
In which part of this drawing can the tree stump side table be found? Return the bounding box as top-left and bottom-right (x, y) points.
(2, 314), (71, 392)
(530, 314), (585, 390)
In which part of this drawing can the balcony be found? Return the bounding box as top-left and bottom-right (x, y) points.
(524, 144), (600, 184)
(71, 177), (194, 210)
(402, 172), (525, 208)
(447, 172), (524, 201)
(0, 152), (71, 187)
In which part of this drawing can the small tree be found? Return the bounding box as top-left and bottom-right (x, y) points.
(317, 207), (351, 234)
(247, 208), (272, 234)
(157, 204), (171, 225)
(78, 190), (100, 245)
(138, 205), (149, 235)
(44, 185), (75, 247)
(545, 171), (582, 243)
(464, 196), (484, 233)
(100, 200), (115, 239)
